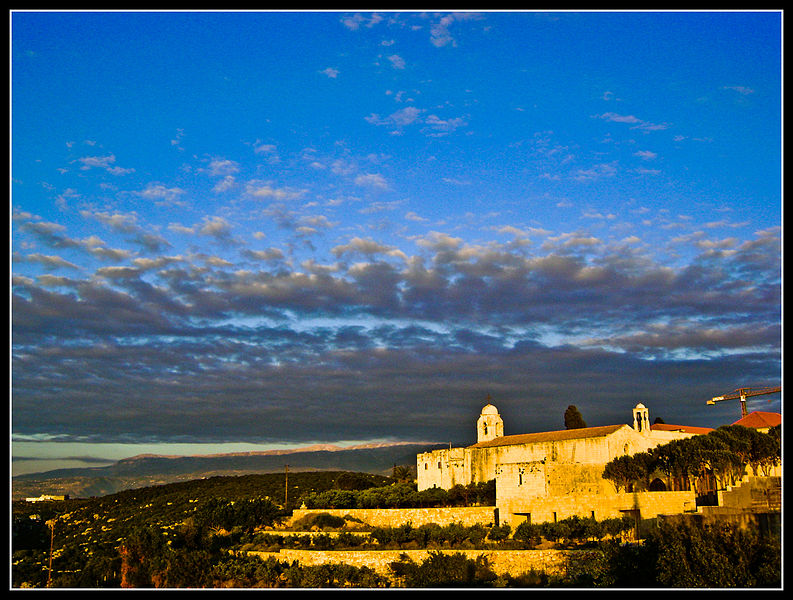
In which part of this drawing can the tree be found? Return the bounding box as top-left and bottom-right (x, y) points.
(564, 405), (587, 429)
(391, 465), (414, 483)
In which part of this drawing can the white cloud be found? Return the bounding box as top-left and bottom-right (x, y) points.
(722, 85), (754, 95)
(354, 173), (389, 190)
(387, 54), (405, 69)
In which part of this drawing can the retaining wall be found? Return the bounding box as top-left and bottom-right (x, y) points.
(287, 506), (498, 529)
(249, 548), (601, 580)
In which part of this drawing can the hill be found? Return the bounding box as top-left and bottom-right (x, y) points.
(12, 442), (447, 500)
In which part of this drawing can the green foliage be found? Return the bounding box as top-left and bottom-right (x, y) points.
(486, 523), (511, 542)
(513, 515), (634, 547)
(11, 470), (389, 588)
(192, 497), (280, 532)
(298, 479), (496, 510)
(647, 521), (781, 587)
(12, 516), (50, 552)
(564, 405), (587, 429)
(11, 469), (782, 589)
(602, 426), (780, 494)
(390, 551), (499, 587)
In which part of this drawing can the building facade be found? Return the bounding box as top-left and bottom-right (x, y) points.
(417, 402), (713, 527)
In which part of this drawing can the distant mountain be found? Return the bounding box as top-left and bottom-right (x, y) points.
(12, 442), (448, 500)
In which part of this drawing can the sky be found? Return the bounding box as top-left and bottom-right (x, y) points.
(11, 10), (782, 476)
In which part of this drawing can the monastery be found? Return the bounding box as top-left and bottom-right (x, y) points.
(416, 402), (776, 528)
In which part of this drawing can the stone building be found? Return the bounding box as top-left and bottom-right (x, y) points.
(417, 402), (714, 528)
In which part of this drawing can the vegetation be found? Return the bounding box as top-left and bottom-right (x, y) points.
(297, 479), (496, 509)
(11, 468), (780, 588)
(513, 515), (635, 547)
(563, 405), (587, 429)
(603, 425), (780, 494)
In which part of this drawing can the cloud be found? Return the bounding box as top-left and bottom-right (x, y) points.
(76, 154), (135, 175)
(206, 158), (240, 177)
(428, 13), (481, 47)
(366, 106), (467, 136)
(15, 253), (81, 271)
(721, 85), (754, 95)
(594, 112), (669, 133)
(138, 183), (187, 207)
(11, 220), (781, 445)
(245, 180), (307, 201)
(387, 54), (406, 69)
(320, 67), (339, 78)
(354, 173), (389, 190)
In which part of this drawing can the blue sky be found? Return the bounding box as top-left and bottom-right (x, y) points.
(11, 11), (782, 475)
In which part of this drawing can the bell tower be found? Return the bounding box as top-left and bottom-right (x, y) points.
(632, 403), (650, 435)
(477, 401), (504, 443)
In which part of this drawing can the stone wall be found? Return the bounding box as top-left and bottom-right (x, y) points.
(498, 490), (697, 528)
(252, 548), (601, 580)
(716, 475), (781, 512)
(287, 506), (498, 529)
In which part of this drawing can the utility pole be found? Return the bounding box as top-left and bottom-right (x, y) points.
(284, 464), (289, 508)
(46, 518), (56, 587)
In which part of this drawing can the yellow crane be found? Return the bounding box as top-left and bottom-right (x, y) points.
(707, 386), (781, 418)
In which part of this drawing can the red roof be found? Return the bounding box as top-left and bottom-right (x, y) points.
(650, 423), (714, 435)
(732, 411), (781, 429)
(470, 424), (626, 449)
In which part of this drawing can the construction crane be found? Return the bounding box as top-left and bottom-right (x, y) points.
(707, 386), (781, 418)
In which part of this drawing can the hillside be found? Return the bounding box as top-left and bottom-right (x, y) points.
(12, 442), (446, 500)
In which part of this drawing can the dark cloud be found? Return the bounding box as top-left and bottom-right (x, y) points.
(11, 212), (781, 446)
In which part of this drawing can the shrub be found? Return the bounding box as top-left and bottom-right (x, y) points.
(389, 551), (498, 587)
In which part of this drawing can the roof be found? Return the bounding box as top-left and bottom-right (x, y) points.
(470, 424), (626, 449)
(731, 411), (781, 429)
(650, 423), (714, 435)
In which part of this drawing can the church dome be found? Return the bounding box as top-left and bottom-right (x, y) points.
(481, 403), (499, 415)
(635, 403), (646, 409)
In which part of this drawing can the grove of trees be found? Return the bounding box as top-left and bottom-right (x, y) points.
(297, 479), (496, 510)
(603, 425), (780, 495)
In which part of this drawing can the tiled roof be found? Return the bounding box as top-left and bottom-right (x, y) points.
(650, 423), (714, 435)
(731, 411), (781, 429)
(469, 424), (626, 449)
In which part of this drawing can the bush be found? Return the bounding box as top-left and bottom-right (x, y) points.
(309, 513), (347, 530)
(487, 523), (511, 542)
(389, 551), (498, 587)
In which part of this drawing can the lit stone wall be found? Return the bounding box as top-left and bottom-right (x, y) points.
(256, 548), (603, 580)
(496, 490), (698, 529)
(287, 506), (498, 529)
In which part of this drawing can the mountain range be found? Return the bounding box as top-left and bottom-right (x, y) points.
(12, 441), (448, 500)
